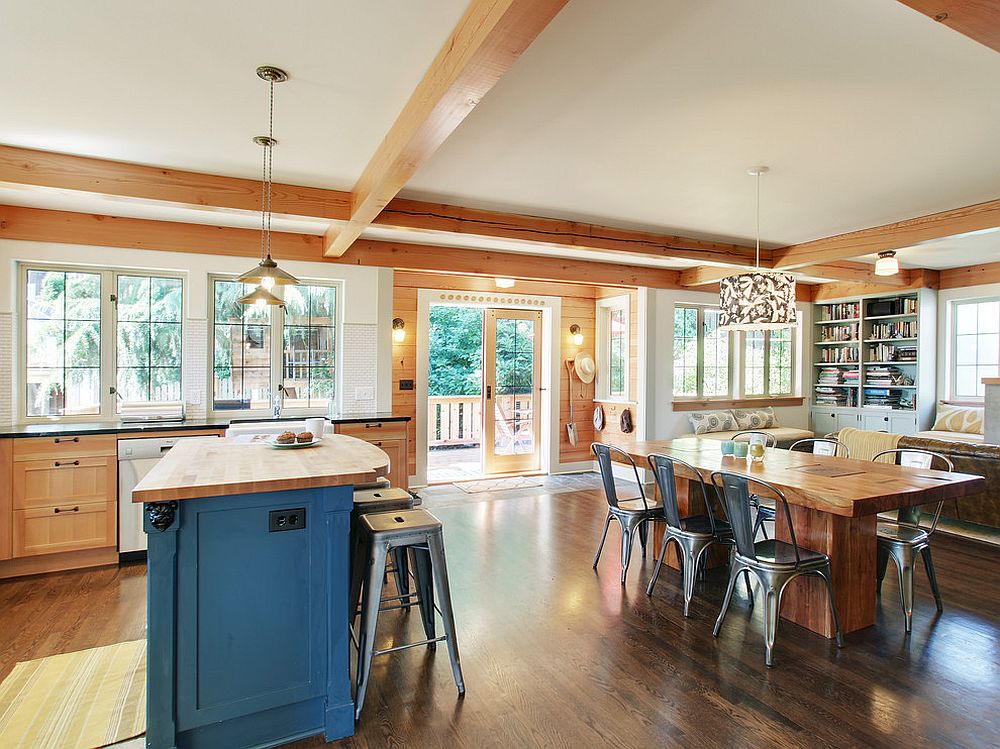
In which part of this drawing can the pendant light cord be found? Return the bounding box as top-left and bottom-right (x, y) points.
(754, 169), (761, 271)
(266, 76), (274, 261)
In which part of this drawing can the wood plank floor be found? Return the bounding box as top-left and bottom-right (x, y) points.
(1, 474), (997, 748)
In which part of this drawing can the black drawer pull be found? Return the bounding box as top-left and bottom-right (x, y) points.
(54, 460), (80, 467)
(364, 422), (383, 429)
(373, 441), (382, 447)
(53, 506), (80, 514)
(54, 436), (80, 444)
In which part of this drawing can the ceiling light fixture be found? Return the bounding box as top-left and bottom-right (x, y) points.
(494, 278), (516, 289)
(719, 167), (797, 331)
(238, 65), (299, 306)
(874, 250), (899, 276)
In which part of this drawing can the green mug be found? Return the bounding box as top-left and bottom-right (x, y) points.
(733, 442), (749, 458)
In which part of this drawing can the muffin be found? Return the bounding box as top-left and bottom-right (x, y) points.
(276, 431), (296, 445)
(296, 431), (314, 443)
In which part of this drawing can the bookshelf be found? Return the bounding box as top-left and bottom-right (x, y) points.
(811, 290), (936, 436)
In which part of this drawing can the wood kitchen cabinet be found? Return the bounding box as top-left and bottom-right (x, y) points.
(335, 420), (409, 489)
(0, 439), (12, 561)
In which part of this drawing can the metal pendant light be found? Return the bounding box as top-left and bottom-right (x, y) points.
(718, 167), (797, 331)
(238, 65), (298, 306)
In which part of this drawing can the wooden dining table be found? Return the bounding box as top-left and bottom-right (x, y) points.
(616, 438), (985, 637)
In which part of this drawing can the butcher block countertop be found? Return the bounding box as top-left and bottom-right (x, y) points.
(132, 434), (390, 503)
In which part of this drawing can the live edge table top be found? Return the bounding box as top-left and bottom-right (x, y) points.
(620, 438), (985, 518)
(132, 434), (390, 503)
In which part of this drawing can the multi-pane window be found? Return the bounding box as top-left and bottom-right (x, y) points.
(609, 306), (626, 398)
(744, 329), (793, 397)
(673, 306), (699, 397)
(673, 305), (732, 399)
(25, 269), (102, 416)
(115, 276), (183, 408)
(744, 330), (766, 396)
(210, 278), (339, 414)
(703, 308), (730, 397)
(953, 298), (1000, 399)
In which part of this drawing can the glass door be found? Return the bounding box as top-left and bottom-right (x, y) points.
(483, 308), (543, 475)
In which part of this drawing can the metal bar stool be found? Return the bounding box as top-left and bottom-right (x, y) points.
(871, 448), (953, 633)
(351, 483), (418, 618)
(710, 470), (844, 667)
(354, 508), (465, 721)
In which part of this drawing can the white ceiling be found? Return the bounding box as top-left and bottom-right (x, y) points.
(2, 0), (999, 267)
(0, 0), (469, 190)
(859, 229), (1000, 270)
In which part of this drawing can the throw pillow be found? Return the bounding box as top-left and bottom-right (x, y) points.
(689, 410), (737, 435)
(732, 406), (778, 430)
(932, 403), (984, 435)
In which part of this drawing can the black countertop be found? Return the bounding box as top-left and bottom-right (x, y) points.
(0, 412), (410, 439)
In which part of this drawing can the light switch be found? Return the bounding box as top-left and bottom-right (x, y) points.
(355, 386), (375, 401)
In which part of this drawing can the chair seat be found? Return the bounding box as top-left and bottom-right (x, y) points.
(877, 522), (929, 545)
(742, 539), (830, 569)
(615, 498), (663, 514)
(675, 514), (732, 536)
(362, 508), (441, 536)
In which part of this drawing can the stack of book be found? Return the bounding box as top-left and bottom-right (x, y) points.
(843, 369), (860, 386)
(816, 387), (850, 406)
(864, 388), (901, 409)
(866, 366), (913, 386)
(818, 367), (845, 385)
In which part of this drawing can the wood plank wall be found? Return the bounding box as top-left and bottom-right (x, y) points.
(391, 272), (605, 479)
(593, 288), (640, 450)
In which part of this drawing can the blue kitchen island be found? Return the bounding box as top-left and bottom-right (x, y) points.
(133, 434), (391, 749)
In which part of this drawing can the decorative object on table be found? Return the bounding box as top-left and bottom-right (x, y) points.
(593, 404), (605, 431)
(270, 434), (322, 448)
(733, 442), (749, 458)
(564, 360), (579, 446)
(748, 433), (767, 463)
(573, 352), (596, 384)
(620, 407), (633, 434)
(305, 417), (327, 437)
(238, 65), (299, 307)
(275, 431), (296, 444)
(721, 440), (736, 456)
(0, 640), (146, 749)
(718, 167), (797, 331)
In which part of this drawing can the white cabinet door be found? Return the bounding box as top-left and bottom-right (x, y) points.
(837, 412), (860, 432)
(862, 412), (891, 431)
(890, 413), (918, 436)
(812, 410), (837, 436)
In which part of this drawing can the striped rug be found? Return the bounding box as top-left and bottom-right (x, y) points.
(0, 640), (146, 749)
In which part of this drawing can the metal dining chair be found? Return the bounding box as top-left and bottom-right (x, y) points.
(732, 430), (777, 447)
(871, 448), (953, 633)
(645, 454), (753, 615)
(789, 437), (850, 458)
(710, 471), (844, 667)
(732, 431), (779, 540)
(591, 443), (664, 584)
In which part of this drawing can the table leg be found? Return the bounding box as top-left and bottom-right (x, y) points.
(775, 504), (877, 637)
(651, 478), (729, 571)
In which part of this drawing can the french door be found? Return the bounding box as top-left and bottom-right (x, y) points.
(483, 308), (543, 475)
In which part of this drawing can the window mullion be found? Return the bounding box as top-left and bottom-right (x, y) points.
(763, 331), (771, 396)
(696, 308), (705, 399)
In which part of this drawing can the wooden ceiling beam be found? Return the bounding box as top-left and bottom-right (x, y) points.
(897, 1), (1000, 53)
(771, 198), (1000, 270)
(374, 198), (760, 266)
(679, 259), (910, 287)
(0, 144), (350, 221)
(324, 0), (570, 257)
(810, 268), (941, 301)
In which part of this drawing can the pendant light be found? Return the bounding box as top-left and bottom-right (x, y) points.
(874, 250), (899, 276)
(718, 167), (797, 331)
(238, 65), (298, 306)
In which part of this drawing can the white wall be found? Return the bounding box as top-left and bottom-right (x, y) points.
(936, 281), (1000, 403)
(643, 286), (812, 439)
(0, 239), (392, 421)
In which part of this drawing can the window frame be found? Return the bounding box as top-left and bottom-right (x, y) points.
(672, 304), (734, 401)
(207, 275), (342, 418)
(739, 326), (796, 399)
(596, 294), (630, 401)
(18, 263), (185, 422)
(950, 296), (1000, 401)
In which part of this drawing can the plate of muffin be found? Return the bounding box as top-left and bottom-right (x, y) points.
(269, 430), (321, 448)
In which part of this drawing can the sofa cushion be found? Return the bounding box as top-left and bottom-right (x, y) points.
(931, 402), (984, 435)
(677, 427), (813, 448)
(914, 430), (984, 444)
(688, 410), (737, 435)
(732, 406), (778, 430)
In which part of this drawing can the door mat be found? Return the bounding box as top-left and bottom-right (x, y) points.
(454, 476), (544, 494)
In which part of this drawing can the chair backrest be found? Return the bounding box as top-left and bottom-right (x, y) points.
(591, 443), (646, 510)
(710, 471), (800, 565)
(647, 453), (716, 533)
(789, 437), (850, 458)
(732, 430), (777, 448)
(871, 448), (953, 533)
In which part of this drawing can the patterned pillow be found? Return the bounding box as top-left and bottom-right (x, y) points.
(932, 403), (984, 435)
(732, 407), (778, 430)
(689, 410), (737, 435)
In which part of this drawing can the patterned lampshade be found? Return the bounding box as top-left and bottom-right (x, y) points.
(718, 272), (797, 330)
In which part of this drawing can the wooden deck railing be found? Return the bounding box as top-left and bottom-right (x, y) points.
(429, 395), (482, 447)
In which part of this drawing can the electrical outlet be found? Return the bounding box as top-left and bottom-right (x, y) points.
(354, 386), (375, 401)
(268, 508), (306, 532)
(399, 379), (414, 391)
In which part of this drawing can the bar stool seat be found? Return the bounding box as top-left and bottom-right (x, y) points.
(354, 508), (465, 721)
(351, 485), (416, 620)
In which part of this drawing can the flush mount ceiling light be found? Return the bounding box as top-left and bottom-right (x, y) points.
(494, 278), (516, 289)
(874, 250), (899, 276)
(238, 65), (299, 306)
(718, 167), (797, 331)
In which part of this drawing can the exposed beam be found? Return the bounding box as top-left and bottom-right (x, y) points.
(679, 260), (909, 286)
(375, 198), (759, 266)
(324, 0), (570, 257)
(772, 198), (1000, 270)
(0, 144), (350, 221)
(940, 259), (1000, 289)
(811, 268), (941, 301)
(897, 1), (1000, 53)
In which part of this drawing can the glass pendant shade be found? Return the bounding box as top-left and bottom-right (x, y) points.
(236, 256), (300, 288)
(874, 251), (899, 276)
(237, 285), (284, 307)
(718, 272), (797, 331)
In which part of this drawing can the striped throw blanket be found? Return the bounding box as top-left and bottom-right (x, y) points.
(837, 427), (901, 462)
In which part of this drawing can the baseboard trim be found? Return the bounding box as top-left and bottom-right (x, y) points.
(0, 546), (118, 580)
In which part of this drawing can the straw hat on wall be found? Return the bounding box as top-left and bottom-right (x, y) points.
(574, 353), (596, 384)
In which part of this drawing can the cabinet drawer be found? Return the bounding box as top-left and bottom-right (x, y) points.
(13, 500), (115, 557)
(337, 421), (407, 440)
(13, 434), (117, 461)
(13, 456), (116, 510)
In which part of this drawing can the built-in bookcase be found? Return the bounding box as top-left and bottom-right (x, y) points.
(811, 290), (936, 436)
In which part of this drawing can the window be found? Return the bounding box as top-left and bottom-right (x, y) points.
(597, 295), (629, 399)
(743, 328), (793, 397)
(210, 278), (339, 414)
(673, 305), (731, 399)
(952, 298), (1000, 399)
(21, 266), (183, 419)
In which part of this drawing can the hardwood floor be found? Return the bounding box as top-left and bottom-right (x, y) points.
(1, 474), (997, 748)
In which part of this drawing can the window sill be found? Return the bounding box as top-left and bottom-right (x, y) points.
(594, 398), (637, 406)
(671, 397), (804, 412)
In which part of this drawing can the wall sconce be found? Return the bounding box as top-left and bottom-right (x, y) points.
(569, 324), (584, 346)
(494, 277), (516, 289)
(392, 318), (406, 343)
